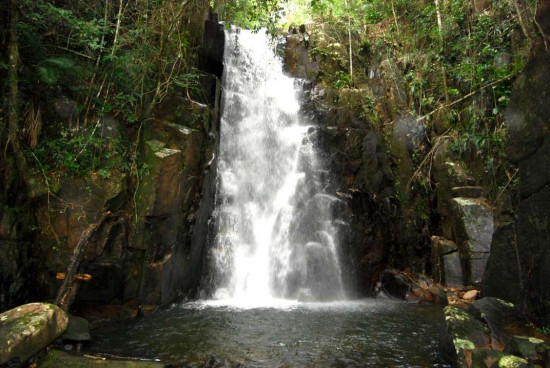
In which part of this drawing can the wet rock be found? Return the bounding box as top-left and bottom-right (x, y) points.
(0, 303), (69, 365)
(431, 236), (458, 284)
(468, 298), (531, 347)
(504, 336), (547, 361)
(428, 285), (449, 305)
(61, 315), (90, 342)
(38, 349), (164, 367)
(202, 14), (225, 79)
(443, 252), (463, 287)
(495, 43), (550, 326)
(450, 197), (494, 285)
(441, 306), (491, 367)
(482, 224), (523, 306)
(285, 35), (319, 80)
(378, 269), (410, 299)
(496, 355), (530, 367)
(471, 349), (506, 368)
(462, 290), (479, 302)
(516, 184), (550, 326)
(70, 300), (140, 329)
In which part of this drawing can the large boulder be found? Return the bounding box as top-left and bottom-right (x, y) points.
(0, 303), (69, 365)
(441, 305), (491, 366)
(487, 15), (550, 325)
(450, 198), (494, 285)
(468, 298), (538, 350)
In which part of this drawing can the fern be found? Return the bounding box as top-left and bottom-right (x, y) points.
(36, 57), (75, 85)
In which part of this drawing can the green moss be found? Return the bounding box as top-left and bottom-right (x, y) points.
(145, 140), (166, 153)
(454, 338), (475, 351)
(497, 355), (528, 367)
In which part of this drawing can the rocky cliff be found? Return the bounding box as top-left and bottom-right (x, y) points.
(483, 1), (550, 325)
(0, 10), (225, 312)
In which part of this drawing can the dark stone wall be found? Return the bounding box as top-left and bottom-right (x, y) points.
(0, 13), (225, 312)
(482, 2), (550, 324)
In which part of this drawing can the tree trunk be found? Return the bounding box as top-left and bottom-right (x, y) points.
(434, 0), (450, 103)
(55, 212), (116, 311)
(8, 0), (20, 153)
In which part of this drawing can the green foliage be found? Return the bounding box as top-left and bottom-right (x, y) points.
(213, 0), (283, 30)
(28, 126), (133, 177)
(334, 71), (351, 88)
(37, 57), (76, 84)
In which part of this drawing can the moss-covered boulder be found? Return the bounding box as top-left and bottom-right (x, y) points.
(39, 350), (164, 367)
(496, 355), (531, 368)
(0, 303), (69, 365)
(504, 335), (547, 361)
(441, 305), (491, 367)
(471, 349), (506, 368)
(468, 298), (533, 348)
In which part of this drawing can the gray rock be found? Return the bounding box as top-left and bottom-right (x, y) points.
(440, 306), (491, 366)
(504, 335), (547, 360)
(443, 252), (463, 286)
(482, 224), (523, 306)
(0, 303), (69, 365)
(62, 315), (90, 342)
(518, 136), (550, 197)
(431, 236), (458, 283)
(468, 297), (526, 345)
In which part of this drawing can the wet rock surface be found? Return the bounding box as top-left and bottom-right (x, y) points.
(483, 37), (550, 326)
(441, 297), (549, 367)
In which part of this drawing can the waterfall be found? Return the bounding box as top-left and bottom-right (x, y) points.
(207, 27), (345, 306)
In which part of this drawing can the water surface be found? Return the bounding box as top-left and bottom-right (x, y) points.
(90, 299), (450, 367)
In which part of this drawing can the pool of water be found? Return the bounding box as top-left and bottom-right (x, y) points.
(88, 299), (450, 367)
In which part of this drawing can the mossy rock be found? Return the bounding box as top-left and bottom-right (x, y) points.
(472, 349), (505, 368)
(39, 350), (165, 367)
(0, 303), (69, 365)
(497, 355), (531, 368)
(442, 306), (491, 366)
(504, 335), (547, 360)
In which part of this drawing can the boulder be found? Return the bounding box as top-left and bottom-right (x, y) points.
(441, 306), (491, 366)
(504, 336), (547, 361)
(462, 290), (479, 301)
(450, 197), (494, 285)
(468, 298), (532, 347)
(496, 355), (531, 367)
(0, 303), (69, 365)
(431, 236), (458, 284)
(482, 224), (523, 306)
(443, 251), (463, 287)
(61, 315), (90, 342)
(378, 269), (410, 299)
(471, 349), (506, 368)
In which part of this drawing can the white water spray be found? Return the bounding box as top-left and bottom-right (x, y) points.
(208, 27), (345, 307)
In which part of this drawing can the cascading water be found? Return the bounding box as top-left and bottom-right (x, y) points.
(207, 27), (345, 306)
(86, 26), (451, 368)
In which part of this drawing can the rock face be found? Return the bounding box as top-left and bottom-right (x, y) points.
(483, 6), (550, 325)
(0, 303), (69, 365)
(0, 14), (223, 312)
